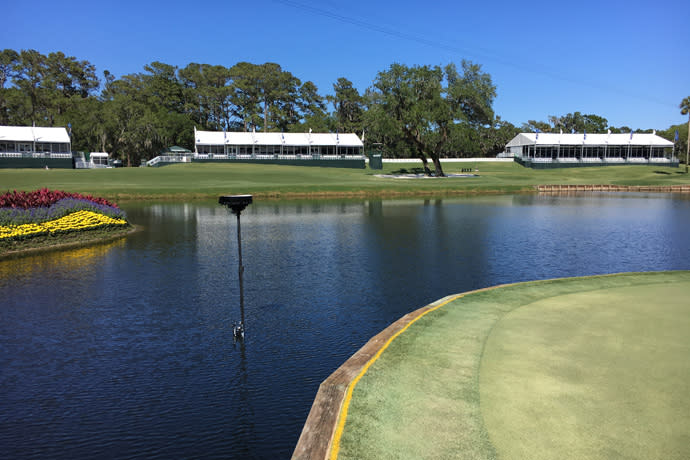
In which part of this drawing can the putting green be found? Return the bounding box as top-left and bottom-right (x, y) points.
(480, 282), (690, 460)
(334, 272), (690, 460)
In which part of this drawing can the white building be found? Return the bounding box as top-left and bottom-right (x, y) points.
(0, 126), (71, 156)
(506, 132), (676, 168)
(194, 130), (364, 158)
(89, 152), (109, 168)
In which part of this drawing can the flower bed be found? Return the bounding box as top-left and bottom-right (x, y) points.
(0, 189), (129, 243)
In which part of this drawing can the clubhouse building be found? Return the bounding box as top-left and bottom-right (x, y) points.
(507, 132), (677, 168)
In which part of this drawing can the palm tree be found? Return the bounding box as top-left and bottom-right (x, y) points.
(681, 96), (690, 173)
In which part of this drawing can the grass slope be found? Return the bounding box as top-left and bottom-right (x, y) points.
(336, 272), (690, 460)
(1, 162), (688, 201)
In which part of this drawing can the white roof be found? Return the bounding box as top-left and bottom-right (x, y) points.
(506, 132), (673, 147)
(90, 152), (108, 157)
(0, 126), (71, 143)
(195, 131), (363, 147)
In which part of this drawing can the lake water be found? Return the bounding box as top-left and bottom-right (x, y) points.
(1, 194), (689, 459)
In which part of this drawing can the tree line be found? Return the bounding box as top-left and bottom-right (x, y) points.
(0, 48), (686, 173)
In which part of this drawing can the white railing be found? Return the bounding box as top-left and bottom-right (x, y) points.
(147, 155), (193, 166)
(382, 158), (515, 163)
(193, 153), (365, 161)
(525, 156), (676, 165)
(0, 152), (71, 159)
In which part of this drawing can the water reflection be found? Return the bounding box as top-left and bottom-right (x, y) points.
(0, 238), (125, 284)
(1, 194), (689, 459)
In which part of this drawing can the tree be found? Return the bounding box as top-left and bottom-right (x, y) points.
(367, 61), (495, 176)
(521, 120), (551, 133)
(43, 51), (99, 126)
(293, 81), (330, 132)
(228, 62), (303, 132)
(179, 63), (234, 130)
(13, 49), (48, 124)
(4, 49), (99, 127)
(329, 77), (364, 135)
(477, 117), (520, 157)
(658, 123), (687, 165)
(550, 112), (609, 133)
(0, 49), (19, 124)
(681, 96), (690, 173)
(228, 62), (262, 131)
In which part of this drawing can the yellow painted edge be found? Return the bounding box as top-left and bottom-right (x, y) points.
(328, 293), (464, 460)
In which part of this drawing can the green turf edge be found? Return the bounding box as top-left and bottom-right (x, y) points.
(335, 271), (690, 460)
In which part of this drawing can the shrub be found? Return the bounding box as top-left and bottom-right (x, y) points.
(0, 188), (118, 209)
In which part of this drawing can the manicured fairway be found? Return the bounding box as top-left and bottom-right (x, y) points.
(334, 272), (690, 460)
(1, 162), (688, 201)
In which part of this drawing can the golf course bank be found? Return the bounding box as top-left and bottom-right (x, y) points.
(2, 161), (690, 202)
(294, 271), (690, 460)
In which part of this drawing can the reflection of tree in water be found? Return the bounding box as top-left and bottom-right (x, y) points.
(0, 238), (125, 280)
(365, 198), (492, 299)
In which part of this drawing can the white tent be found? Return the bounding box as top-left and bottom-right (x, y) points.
(0, 126), (70, 143)
(0, 126), (71, 155)
(194, 130), (364, 157)
(506, 132), (673, 149)
(90, 152), (109, 167)
(506, 132), (676, 167)
(195, 131), (363, 147)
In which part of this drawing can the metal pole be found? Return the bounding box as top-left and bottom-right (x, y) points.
(236, 211), (245, 328)
(219, 195), (252, 340)
(686, 116), (689, 173)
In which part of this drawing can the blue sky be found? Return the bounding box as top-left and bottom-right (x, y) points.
(3, 0), (688, 130)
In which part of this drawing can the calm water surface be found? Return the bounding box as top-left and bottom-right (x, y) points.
(1, 194), (689, 459)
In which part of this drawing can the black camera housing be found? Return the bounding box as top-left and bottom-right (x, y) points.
(219, 195), (253, 214)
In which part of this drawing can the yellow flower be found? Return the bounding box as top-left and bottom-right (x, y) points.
(0, 210), (127, 240)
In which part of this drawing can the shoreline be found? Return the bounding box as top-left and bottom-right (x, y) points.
(97, 184), (690, 203)
(0, 225), (140, 260)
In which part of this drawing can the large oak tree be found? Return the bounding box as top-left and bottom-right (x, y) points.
(366, 61), (495, 176)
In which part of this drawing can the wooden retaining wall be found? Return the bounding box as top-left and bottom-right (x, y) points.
(291, 294), (460, 460)
(536, 184), (690, 193)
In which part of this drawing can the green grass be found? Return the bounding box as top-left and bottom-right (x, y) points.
(336, 272), (690, 460)
(1, 161), (688, 201)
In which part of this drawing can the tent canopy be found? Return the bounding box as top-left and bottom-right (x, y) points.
(162, 145), (192, 153)
(506, 132), (674, 147)
(195, 131), (363, 147)
(0, 126), (70, 143)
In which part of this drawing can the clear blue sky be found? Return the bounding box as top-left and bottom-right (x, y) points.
(3, 0), (688, 130)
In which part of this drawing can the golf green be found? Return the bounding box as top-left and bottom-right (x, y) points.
(334, 272), (690, 460)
